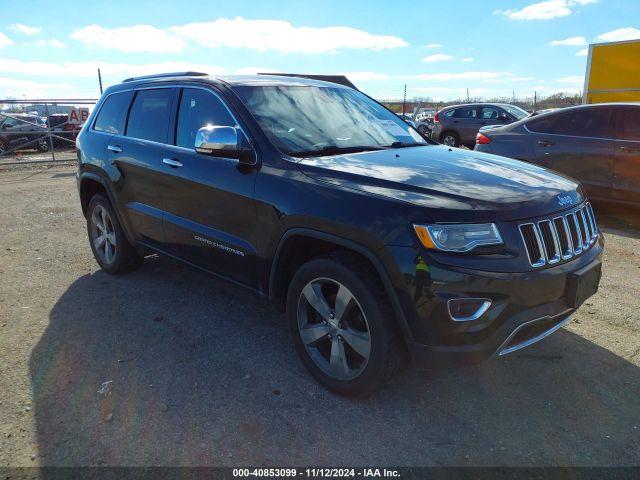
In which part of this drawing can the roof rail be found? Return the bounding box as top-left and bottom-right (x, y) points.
(122, 71), (208, 83)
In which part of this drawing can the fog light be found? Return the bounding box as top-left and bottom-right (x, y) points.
(447, 298), (491, 322)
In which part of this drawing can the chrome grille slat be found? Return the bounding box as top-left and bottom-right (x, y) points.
(519, 203), (599, 268)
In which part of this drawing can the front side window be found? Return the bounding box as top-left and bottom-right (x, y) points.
(234, 85), (426, 156)
(126, 89), (173, 143)
(615, 107), (640, 142)
(175, 88), (235, 149)
(94, 91), (134, 135)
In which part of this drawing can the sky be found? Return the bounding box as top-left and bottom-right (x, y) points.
(0, 0), (638, 101)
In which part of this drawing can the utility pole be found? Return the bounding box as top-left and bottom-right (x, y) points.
(466, 88), (470, 102)
(98, 68), (103, 95)
(402, 84), (407, 115)
(534, 90), (538, 112)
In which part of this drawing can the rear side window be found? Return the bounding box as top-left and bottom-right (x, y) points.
(480, 107), (501, 120)
(549, 108), (610, 138)
(453, 107), (478, 119)
(526, 115), (557, 134)
(126, 89), (173, 143)
(175, 88), (235, 149)
(94, 91), (134, 134)
(615, 107), (640, 141)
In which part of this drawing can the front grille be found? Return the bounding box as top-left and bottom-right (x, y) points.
(519, 202), (599, 268)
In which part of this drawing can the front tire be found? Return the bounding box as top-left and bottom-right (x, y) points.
(286, 253), (405, 397)
(87, 193), (141, 274)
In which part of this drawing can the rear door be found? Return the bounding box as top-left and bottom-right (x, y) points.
(452, 106), (481, 145)
(611, 106), (640, 205)
(105, 87), (176, 246)
(158, 86), (259, 287)
(530, 107), (614, 200)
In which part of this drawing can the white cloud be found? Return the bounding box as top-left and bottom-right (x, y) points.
(558, 75), (584, 84)
(341, 71), (391, 81)
(422, 53), (455, 63)
(70, 24), (187, 53)
(596, 27), (640, 42)
(496, 0), (597, 21)
(8, 23), (40, 35)
(0, 77), (80, 98)
(28, 39), (67, 49)
(576, 48), (589, 56)
(461, 57), (474, 62)
(549, 36), (587, 46)
(169, 17), (407, 54)
(415, 71), (511, 81)
(425, 43), (441, 48)
(0, 32), (13, 49)
(0, 58), (226, 78)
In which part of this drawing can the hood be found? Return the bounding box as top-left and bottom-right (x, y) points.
(296, 145), (585, 221)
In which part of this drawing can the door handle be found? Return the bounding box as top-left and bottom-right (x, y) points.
(537, 140), (555, 147)
(162, 158), (183, 168)
(618, 145), (640, 153)
(107, 144), (122, 153)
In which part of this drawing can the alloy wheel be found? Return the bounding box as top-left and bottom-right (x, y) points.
(90, 204), (117, 265)
(442, 135), (457, 147)
(297, 278), (371, 381)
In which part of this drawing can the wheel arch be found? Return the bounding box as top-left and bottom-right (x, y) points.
(268, 228), (415, 345)
(78, 171), (137, 247)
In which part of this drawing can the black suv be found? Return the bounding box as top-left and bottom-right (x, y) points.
(76, 73), (603, 396)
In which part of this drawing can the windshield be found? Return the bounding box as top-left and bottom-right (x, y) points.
(234, 85), (427, 156)
(503, 105), (529, 120)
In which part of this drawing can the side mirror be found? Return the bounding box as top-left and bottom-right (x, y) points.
(195, 125), (255, 164)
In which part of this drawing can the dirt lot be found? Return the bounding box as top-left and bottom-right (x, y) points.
(0, 166), (639, 467)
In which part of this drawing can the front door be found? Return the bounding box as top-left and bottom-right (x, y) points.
(611, 106), (640, 205)
(159, 86), (259, 287)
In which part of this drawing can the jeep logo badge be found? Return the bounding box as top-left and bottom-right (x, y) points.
(557, 195), (573, 206)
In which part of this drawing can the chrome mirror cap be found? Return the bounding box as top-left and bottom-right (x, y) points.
(195, 125), (239, 156)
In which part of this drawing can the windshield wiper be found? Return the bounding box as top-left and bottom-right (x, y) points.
(290, 145), (387, 158)
(387, 141), (425, 148)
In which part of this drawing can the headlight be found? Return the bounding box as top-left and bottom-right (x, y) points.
(413, 223), (503, 252)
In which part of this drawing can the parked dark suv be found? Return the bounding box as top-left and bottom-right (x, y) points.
(431, 103), (529, 148)
(76, 73), (603, 396)
(475, 103), (640, 207)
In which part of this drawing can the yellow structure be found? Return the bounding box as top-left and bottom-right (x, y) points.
(583, 39), (640, 104)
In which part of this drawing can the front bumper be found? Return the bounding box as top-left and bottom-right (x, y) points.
(382, 235), (604, 366)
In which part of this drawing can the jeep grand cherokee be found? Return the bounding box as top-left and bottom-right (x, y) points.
(76, 72), (603, 397)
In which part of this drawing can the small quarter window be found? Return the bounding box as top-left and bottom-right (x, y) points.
(94, 91), (134, 135)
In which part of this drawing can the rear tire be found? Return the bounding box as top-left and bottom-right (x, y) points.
(440, 131), (459, 147)
(286, 252), (405, 397)
(87, 193), (141, 274)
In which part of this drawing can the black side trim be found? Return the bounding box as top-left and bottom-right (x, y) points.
(268, 228), (414, 344)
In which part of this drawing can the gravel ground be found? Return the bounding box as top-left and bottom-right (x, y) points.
(0, 166), (639, 467)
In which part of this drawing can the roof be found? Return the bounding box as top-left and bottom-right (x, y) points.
(120, 72), (351, 89)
